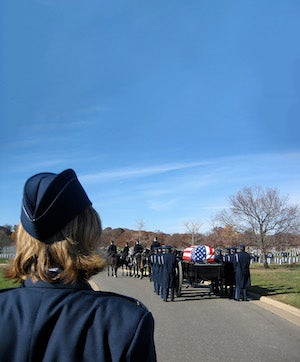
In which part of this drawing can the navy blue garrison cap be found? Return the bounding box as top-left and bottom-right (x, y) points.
(21, 169), (92, 243)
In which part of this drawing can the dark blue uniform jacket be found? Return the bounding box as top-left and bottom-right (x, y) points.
(0, 279), (156, 362)
(160, 253), (176, 289)
(235, 251), (251, 289)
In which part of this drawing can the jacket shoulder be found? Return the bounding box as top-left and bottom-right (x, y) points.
(78, 289), (150, 316)
(95, 290), (148, 309)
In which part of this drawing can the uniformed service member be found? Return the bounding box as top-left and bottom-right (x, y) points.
(235, 244), (251, 301)
(160, 246), (176, 302)
(121, 241), (130, 259)
(223, 247), (235, 298)
(150, 236), (161, 251)
(107, 239), (117, 256)
(0, 169), (156, 362)
(150, 247), (160, 294)
(133, 240), (144, 254)
(156, 246), (164, 296)
(214, 248), (224, 264)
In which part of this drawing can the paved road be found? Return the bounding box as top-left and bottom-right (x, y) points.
(91, 273), (300, 362)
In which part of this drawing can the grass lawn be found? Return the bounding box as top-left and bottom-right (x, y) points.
(249, 263), (300, 309)
(0, 269), (20, 289)
(0, 259), (20, 289)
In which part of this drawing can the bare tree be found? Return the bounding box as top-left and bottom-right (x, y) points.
(136, 218), (145, 243)
(184, 221), (202, 245)
(217, 186), (300, 267)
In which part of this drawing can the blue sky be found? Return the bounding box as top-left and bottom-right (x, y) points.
(1, 1), (300, 234)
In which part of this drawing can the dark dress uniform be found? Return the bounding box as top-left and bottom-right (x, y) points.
(133, 243), (143, 254)
(0, 279), (156, 362)
(214, 249), (224, 264)
(160, 250), (176, 302)
(107, 243), (117, 256)
(121, 245), (130, 259)
(151, 249), (164, 296)
(150, 252), (159, 294)
(235, 249), (251, 301)
(150, 240), (161, 251)
(223, 248), (236, 298)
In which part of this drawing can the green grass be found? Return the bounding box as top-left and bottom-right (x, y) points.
(249, 263), (300, 309)
(0, 259), (20, 289)
(0, 268), (19, 289)
(0, 258), (9, 263)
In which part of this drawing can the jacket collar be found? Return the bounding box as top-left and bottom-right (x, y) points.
(22, 278), (93, 291)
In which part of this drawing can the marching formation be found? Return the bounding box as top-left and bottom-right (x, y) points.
(150, 244), (177, 302)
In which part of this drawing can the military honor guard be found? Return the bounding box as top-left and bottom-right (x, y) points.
(223, 247), (235, 298)
(160, 246), (177, 302)
(234, 244), (251, 301)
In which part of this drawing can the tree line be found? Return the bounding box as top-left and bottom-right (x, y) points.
(1, 186), (300, 268)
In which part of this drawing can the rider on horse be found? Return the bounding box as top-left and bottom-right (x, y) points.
(107, 240), (117, 256)
(133, 240), (144, 255)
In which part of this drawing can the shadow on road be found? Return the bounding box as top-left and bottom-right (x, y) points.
(175, 285), (221, 302)
(175, 285), (261, 302)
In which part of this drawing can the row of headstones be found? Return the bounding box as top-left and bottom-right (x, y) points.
(1, 253), (299, 264)
(0, 253), (15, 259)
(253, 256), (300, 264)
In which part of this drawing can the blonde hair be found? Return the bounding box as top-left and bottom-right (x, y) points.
(5, 206), (105, 284)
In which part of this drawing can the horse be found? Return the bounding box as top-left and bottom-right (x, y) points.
(131, 250), (151, 279)
(118, 254), (132, 276)
(141, 249), (151, 279)
(107, 253), (120, 277)
(131, 252), (143, 278)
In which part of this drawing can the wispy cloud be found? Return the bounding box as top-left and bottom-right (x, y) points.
(146, 198), (179, 212)
(82, 152), (300, 185)
(6, 158), (67, 174)
(34, 119), (97, 132)
(85, 152), (300, 233)
(7, 135), (68, 150)
(81, 161), (212, 183)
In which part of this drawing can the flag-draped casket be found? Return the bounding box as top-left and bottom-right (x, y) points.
(182, 245), (215, 263)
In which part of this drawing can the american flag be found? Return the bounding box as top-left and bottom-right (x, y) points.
(182, 245), (215, 263)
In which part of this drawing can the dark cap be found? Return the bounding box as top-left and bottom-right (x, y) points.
(21, 169), (92, 242)
(160, 245), (172, 252)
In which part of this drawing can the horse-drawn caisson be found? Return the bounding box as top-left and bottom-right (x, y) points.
(106, 243), (226, 301)
(174, 245), (225, 297)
